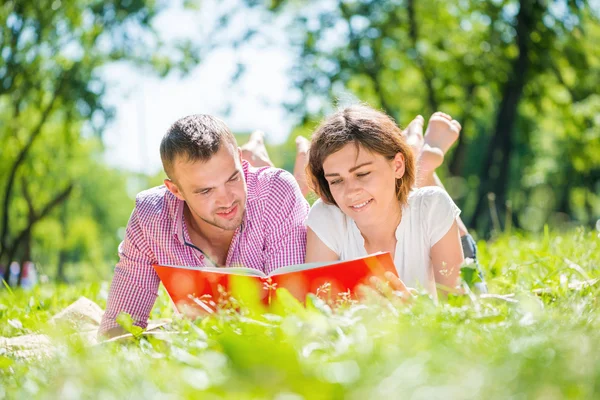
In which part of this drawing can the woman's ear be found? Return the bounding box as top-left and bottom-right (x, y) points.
(393, 152), (406, 179)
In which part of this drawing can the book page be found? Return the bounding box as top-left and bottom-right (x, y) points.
(268, 261), (335, 276)
(155, 264), (267, 278)
(267, 252), (388, 277)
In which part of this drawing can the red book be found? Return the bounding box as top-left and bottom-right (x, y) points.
(153, 252), (397, 316)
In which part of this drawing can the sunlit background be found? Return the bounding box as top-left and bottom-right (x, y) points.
(3, 3), (600, 399)
(1, 0), (599, 283)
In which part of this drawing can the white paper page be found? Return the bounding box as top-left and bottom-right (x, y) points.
(268, 261), (335, 276)
(157, 264), (267, 278)
(267, 252), (388, 277)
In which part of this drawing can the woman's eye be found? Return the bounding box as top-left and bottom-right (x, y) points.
(329, 179), (342, 186)
(357, 172), (371, 178)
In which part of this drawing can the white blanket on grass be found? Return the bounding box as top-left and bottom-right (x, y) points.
(0, 297), (171, 360)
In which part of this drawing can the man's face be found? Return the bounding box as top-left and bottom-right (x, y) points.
(166, 143), (248, 232)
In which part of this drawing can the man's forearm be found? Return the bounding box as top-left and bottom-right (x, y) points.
(97, 265), (158, 338)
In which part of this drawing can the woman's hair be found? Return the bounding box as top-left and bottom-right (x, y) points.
(307, 104), (416, 206)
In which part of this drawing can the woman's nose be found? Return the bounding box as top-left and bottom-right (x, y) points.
(345, 178), (361, 195)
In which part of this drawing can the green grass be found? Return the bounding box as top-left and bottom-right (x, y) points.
(1, 228), (600, 399)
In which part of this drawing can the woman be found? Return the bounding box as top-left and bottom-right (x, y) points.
(305, 105), (464, 299)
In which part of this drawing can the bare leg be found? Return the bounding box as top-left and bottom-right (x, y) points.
(424, 112), (461, 154)
(240, 130), (274, 168)
(408, 112), (467, 236)
(241, 130), (311, 196)
(293, 136), (311, 197)
(416, 112), (461, 188)
(402, 114), (426, 157)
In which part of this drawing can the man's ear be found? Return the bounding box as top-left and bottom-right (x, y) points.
(164, 178), (185, 201)
(393, 152), (406, 179)
(237, 146), (244, 164)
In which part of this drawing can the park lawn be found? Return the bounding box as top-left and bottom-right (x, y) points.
(1, 228), (599, 399)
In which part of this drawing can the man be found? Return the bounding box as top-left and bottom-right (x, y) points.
(99, 115), (309, 338)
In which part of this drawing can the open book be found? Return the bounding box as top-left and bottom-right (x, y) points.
(153, 252), (396, 315)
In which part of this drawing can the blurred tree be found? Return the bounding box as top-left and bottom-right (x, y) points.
(0, 0), (200, 284)
(223, 0), (600, 235)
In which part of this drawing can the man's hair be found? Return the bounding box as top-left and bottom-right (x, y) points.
(160, 114), (237, 179)
(307, 104), (416, 207)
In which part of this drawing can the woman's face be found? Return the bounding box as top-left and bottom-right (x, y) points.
(322, 143), (405, 225)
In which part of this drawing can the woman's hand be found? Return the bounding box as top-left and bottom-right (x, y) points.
(362, 271), (415, 301)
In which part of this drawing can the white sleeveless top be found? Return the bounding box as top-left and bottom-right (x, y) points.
(305, 187), (460, 297)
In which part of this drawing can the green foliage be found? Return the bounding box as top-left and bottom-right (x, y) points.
(231, 0), (600, 235)
(1, 230), (600, 398)
(0, 0), (200, 282)
(116, 312), (144, 338)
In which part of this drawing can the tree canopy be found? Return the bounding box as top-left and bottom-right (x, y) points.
(224, 0), (600, 235)
(0, 0), (199, 283)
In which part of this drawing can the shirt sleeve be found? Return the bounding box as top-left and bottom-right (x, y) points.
(98, 206), (160, 335)
(421, 187), (461, 246)
(304, 198), (345, 256)
(263, 170), (310, 274)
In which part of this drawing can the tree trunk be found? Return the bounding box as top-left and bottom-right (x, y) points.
(407, 0), (438, 114)
(448, 84), (476, 177)
(56, 203), (69, 283)
(56, 250), (68, 283)
(469, 0), (536, 231)
(1, 183), (74, 285)
(17, 230), (31, 287)
(2, 240), (20, 285)
(0, 77), (66, 263)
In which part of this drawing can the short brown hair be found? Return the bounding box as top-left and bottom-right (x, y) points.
(160, 114), (237, 179)
(307, 104), (416, 206)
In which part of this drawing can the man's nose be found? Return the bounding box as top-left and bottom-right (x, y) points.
(216, 185), (235, 206)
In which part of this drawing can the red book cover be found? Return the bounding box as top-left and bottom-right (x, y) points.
(153, 252), (397, 316)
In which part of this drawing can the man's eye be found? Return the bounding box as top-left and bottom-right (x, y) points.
(229, 174), (240, 182)
(199, 189), (211, 195)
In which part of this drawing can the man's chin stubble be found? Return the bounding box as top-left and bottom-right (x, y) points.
(205, 210), (246, 231)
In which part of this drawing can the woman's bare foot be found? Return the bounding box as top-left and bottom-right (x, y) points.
(293, 136), (311, 197)
(402, 114), (425, 156)
(416, 112), (461, 187)
(240, 130), (274, 168)
(402, 114), (442, 183)
(424, 112), (461, 155)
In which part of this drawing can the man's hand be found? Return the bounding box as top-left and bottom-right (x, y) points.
(97, 326), (127, 341)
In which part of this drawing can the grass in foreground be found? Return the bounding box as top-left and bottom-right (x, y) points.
(1, 228), (599, 399)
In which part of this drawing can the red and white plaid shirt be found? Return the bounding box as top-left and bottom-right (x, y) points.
(99, 161), (309, 334)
